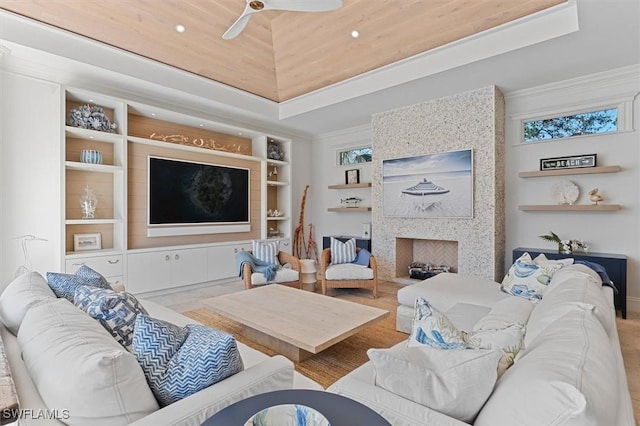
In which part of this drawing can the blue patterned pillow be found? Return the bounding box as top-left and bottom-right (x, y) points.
(74, 286), (148, 350)
(46, 266), (112, 302)
(252, 240), (280, 265)
(408, 297), (467, 349)
(501, 253), (563, 302)
(132, 315), (244, 406)
(330, 237), (357, 264)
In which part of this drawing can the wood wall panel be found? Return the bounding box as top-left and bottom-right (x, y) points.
(66, 138), (115, 165)
(128, 141), (262, 249)
(128, 114), (252, 156)
(66, 170), (114, 220)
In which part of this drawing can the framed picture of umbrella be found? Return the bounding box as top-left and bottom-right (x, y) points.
(382, 149), (473, 218)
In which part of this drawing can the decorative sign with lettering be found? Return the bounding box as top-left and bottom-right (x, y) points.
(540, 154), (597, 171)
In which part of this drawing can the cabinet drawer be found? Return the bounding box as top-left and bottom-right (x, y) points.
(66, 254), (123, 277)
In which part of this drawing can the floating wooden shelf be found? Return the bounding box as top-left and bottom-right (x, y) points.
(519, 204), (621, 211)
(327, 207), (372, 212)
(266, 216), (289, 221)
(266, 159), (288, 166)
(328, 183), (372, 189)
(518, 165), (621, 178)
(65, 126), (122, 144)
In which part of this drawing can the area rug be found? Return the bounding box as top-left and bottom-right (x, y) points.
(183, 286), (407, 389)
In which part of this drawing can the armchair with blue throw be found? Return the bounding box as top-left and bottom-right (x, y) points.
(236, 241), (302, 290)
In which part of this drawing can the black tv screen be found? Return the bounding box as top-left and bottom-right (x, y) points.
(148, 156), (250, 225)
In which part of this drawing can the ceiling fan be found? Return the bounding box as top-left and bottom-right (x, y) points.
(222, 0), (344, 40)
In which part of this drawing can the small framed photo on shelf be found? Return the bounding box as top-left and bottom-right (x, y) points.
(345, 169), (360, 185)
(540, 154), (597, 171)
(74, 233), (102, 252)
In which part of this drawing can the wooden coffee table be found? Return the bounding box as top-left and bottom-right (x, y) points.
(203, 285), (388, 361)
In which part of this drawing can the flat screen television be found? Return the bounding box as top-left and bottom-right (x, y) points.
(148, 156), (250, 227)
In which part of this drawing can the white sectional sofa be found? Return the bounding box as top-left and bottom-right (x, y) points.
(0, 272), (321, 426)
(328, 266), (635, 426)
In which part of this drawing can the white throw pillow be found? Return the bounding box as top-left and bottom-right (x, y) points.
(475, 308), (618, 426)
(473, 296), (534, 332)
(466, 323), (525, 376)
(534, 253), (574, 266)
(252, 240), (280, 265)
(408, 297), (467, 349)
(0, 272), (56, 335)
(330, 237), (357, 264)
(17, 298), (159, 425)
(501, 253), (563, 301)
(368, 345), (501, 423)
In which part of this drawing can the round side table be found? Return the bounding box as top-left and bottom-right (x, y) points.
(202, 389), (391, 425)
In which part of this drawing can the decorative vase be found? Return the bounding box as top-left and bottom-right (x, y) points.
(80, 149), (103, 164)
(559, 241), (572, 254)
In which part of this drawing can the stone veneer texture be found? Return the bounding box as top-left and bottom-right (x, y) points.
(372, 86), (505, 282)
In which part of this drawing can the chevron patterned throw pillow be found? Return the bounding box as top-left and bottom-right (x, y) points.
(74, 286), (148, 351)
(46, 265), (112, 302)
(132, 314), (244, 406)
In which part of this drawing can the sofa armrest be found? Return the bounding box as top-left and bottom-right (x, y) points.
(129, 355), (294, 426)
(328, 375), (468, 426)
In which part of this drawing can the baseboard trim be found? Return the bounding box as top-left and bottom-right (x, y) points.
(626, 297), (640, 314)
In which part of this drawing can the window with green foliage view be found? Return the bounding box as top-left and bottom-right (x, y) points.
(338, 147), (372, 165)
(523, 108), (618, 142)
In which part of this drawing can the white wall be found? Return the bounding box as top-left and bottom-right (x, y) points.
(0, 71), (62, 288)
(504, 65), (640, 310)
(311, 125), (372, 251)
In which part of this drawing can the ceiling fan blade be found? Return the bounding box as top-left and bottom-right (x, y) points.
(263, 0), (343, 12)
(222, 4), (256, 40)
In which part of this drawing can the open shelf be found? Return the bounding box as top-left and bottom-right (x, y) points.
(518, 165), (621, 178)
(65, 126), (122, 143)
(327, 207), (372, 212)
(65, 161), (122, 173)
(519, 204), (621, 211)
(328, 182), (372, 189)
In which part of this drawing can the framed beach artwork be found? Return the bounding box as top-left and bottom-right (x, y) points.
(382, 149), (473, 219)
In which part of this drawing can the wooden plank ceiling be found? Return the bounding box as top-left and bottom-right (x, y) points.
(1, 0), (565, 102)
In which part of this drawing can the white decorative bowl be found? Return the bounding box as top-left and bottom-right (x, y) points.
(245, 404), (330, 426)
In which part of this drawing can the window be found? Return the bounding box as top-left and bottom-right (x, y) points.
(523, 108), (618, 142)
(337, 146), (372, 165)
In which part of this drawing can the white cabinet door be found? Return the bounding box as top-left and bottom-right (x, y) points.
(127, 251), (172, 293)
(207, 243), (251, 281)
(171, 248), (207, 288)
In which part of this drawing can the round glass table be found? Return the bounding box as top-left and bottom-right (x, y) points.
(202, 389), (391, 425)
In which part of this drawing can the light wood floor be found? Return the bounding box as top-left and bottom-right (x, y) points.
(147, 279), (640, 420)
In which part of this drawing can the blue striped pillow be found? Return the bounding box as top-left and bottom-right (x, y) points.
(330, 237), (357, 264)
(252, 240), (280, 265)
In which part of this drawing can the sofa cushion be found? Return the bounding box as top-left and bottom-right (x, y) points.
(46, 265), (112, 302)
(250, 268), (299, 285)
(472, 296), (534, 332)
(525, 265), (614, 346)
(325, 263), (374, 280)
(252, 240), (280, 265)
(330, 237), (357, 264)
(74, 286), (148, 350)
(367, 345), (501, 423)
(408, 297), (467, 349)
(475, 307), (618, 426)
(0, 272), (56, 335)
(351, 248), (372, 266)
(397, 272), (508, 312)
(501, 252), (563, 302)
(17, 298), (159, 425)
(132, 314), (244, 406)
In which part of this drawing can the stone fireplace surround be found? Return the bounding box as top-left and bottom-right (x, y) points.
(372, 86), (505, 283)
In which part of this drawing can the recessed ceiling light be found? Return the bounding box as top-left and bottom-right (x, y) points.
(175, 24), (186, 33)
(351, 30), (359, 38)
(199, 123), (204, 127)
(238, 132), (242, 135)
(88, 99), (94, 103)
(151, 113), (156, 116)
